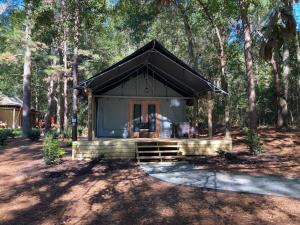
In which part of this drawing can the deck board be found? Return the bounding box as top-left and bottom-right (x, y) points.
(72, 138), (232, 160)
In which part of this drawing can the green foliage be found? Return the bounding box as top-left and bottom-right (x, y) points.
(42, 134), (65, 165)
(64, 139), (73, 147)
(78, 126), (84, 136)
(28, 128), (41, 141)
(0, 130), (8, 145)
(1, 0), (300, 133)
(62, 126), (72, 139)
(242, 127), (263, 155)
(45, 129), (59, 139)
(0, 128), (22, 145)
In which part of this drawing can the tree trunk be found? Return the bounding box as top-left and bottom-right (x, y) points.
(22, 0), (33, 137)
(294, 32), (300, 116)
(63, 35), (68, 130)
(282, 43), (290, 101)
(62, 0), (69, 130)
(197, 0), (230, 137)
(271, 50), (287, 129)
(240, 0), (257, 131)
(57, 69), (64, 133)
(282, 42), (290, 127)
(213, 27), (230, 137)
(45, 77), (55, 132)
(72, 0), (79, 141)
(177, 5), (198, 69)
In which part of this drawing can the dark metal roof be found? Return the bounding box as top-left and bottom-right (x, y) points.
(78, 40), (226, 96)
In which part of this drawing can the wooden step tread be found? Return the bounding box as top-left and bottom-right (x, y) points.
(137, 156), (184, 159)
(137, 150), (179, 154)
(137, 145), (179, 148)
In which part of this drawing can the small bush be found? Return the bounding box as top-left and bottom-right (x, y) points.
(12, 129), (22, 138)
(78, 126), (84, 136)
(64, 139), (72, 147)
(0, 128), (22, 145)
(28, 128), (41, 141)
(63, 126), (72, 139)
(42, 135), (65, 164)
(45, 129), (59, 139)
(0, 130), (8, 145)
(242, 127), (262, 155)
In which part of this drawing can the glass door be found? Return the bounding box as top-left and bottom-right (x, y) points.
(129, 100), (160, 138)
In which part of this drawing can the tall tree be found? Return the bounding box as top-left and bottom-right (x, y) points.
(62, 0), (69, 131)
(259, 0), (296, 129)
(71, 0), (80, 141)
(239, 0), (257, 131)
(197, 0), (230, 137)
(22, 0), (33, 137)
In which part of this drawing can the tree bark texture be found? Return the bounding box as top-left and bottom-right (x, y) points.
(22, 0), (33, 137)
(72, 0), (79, 141)
(240, 0), (257, 131)
(271, 50), (288, 129)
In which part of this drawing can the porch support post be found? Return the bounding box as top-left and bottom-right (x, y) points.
(207, 91), (213, 138)
(224, 95), (231, 139)
(12, 107), (16, 129)
(87, 89), (93, 141)
(192, 96), (198, 127)
(92, 95), (96, 139)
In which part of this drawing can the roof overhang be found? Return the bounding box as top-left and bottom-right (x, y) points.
(78, 40), (227, 97)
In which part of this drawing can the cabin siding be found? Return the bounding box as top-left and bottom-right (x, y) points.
(95, 72), (188, 138)
(96, 98), (187, 138)
(104, 72), (182, 97)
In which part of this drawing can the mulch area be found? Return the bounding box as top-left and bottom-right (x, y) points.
(0, 130), (300, 225)
(190, 128), (300, 178)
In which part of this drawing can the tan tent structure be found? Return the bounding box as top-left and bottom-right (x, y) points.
(72, 40), (232, 161)
(0, 93), (37, 128)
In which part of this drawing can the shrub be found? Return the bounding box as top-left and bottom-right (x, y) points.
(0, 128), (21, 145)
(42, 135), (65, 164)
(242, 127), (262, 155)
(45, 129), (59, 139)
(28, 128), (41, 141)
(0, 130), (8, 145)
(64, 139), (72, 147)
(78, 126), (84, 136)
(12, 129), (22, 138)
(63, 126), (72, 139)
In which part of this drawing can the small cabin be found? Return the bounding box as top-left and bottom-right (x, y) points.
(0, 93), (37, 128)
(73, 40), (232, 161)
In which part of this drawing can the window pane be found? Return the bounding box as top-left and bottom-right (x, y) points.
(133, 104), (141, 132)
(148, 104), (156, 132)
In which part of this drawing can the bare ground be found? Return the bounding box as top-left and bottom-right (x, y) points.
(0, 129), (300, 225)
(191, 128), (300, 178)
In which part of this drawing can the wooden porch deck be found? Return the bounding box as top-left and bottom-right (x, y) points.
(72, 138), (232, 160)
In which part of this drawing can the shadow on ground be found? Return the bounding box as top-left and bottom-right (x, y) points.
(0, 133), (299, 225)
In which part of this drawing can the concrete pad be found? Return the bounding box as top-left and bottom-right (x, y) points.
(140, 162), (300, 199)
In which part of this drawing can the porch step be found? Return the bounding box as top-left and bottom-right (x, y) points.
(135, 141), (182, 162)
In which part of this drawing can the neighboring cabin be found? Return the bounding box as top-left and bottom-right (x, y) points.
(0, 93), (37, 128)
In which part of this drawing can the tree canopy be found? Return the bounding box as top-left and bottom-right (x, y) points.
(1, 0), (300, 133)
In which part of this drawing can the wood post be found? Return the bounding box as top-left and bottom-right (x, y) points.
(224, 95), (231, 139)
(87, 89), (93, 141)
(92, 95), (96, 139)
(12, 108), (16, 129)
(207, 91), (213, 138)
(192, 96), (198, 127)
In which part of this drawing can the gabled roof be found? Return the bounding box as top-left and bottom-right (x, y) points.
(0, 93), (23, 107)
(78, 40), (226, 97)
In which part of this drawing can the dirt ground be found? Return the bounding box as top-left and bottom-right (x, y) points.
(0, 129), (300, 225)
(191, 128), (300, 178)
